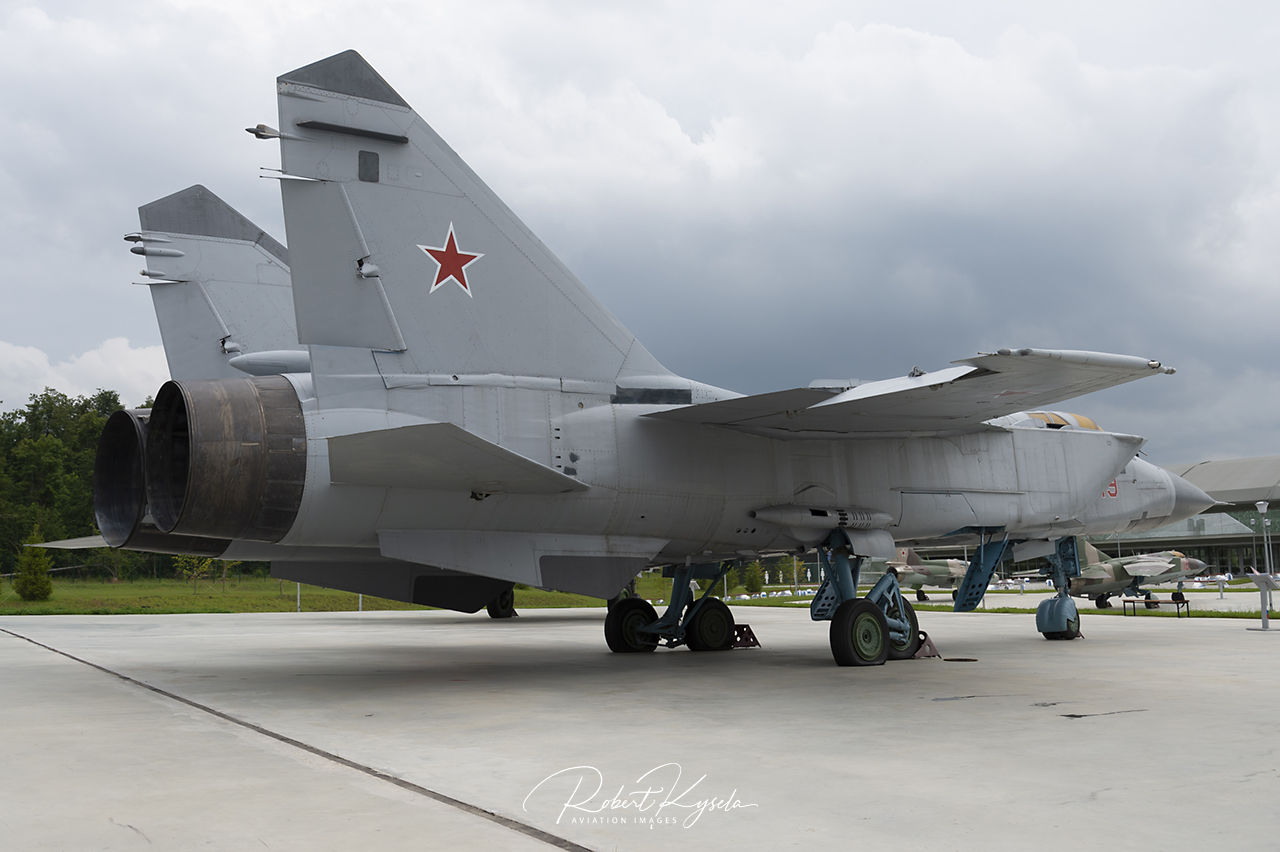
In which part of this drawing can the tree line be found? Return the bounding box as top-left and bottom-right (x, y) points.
(0, 387), (182, 583)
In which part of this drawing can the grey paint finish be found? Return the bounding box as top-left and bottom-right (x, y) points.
(93, 52), (1213, 604)
(135, 188), (303, 383)
(327, 421), (588, 493)
(274, 56), (662, 387)
(279, 179), (406, 351)
(377, 530), (666, 595)
(139, 185), (288, 265)
(651, 350), (1174, 435)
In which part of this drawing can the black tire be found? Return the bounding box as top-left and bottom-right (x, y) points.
(830, 600), (889, 666)
(915, 589), (929, 602)
(1172, 591), (1185, 602)
(887, 599), (922, 660)
(1095, 595), (1112, 610)
(604, 597), (659, 653)
(685, 598), (735, 651)
(486, 586), (516, 619)
(1144, 592), (1159, 610)
(951, 589), (958, 601)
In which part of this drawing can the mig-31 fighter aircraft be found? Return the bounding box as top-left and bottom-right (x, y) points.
(93, 51), (1215, 665)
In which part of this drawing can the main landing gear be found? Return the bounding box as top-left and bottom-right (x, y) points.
(1036, 538), (1082, 640)
(604, 532), (927, 666)
(603, 561), (749, 654)
(812, 530), (923, 666)
(486, 584), (517, 619)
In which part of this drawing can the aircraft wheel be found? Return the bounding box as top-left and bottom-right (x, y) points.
(887, 599), (921, 660)
(486, 586), (516, 619)
(915, 589), (929, 602)
(605, 598), (659, 653)
(950, 589), (958, 601)
(685, 599), (735, 651)
(830, 600), (889, 667)
(1095, 595), (1112, 610)
(1172, 591), (1186, 602)
(1144, 591), (1159, 610)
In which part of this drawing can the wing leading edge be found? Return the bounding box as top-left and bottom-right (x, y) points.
(646, 348), (1175, 435)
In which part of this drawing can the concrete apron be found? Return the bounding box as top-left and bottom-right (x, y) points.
(2, 607), (1276, 851)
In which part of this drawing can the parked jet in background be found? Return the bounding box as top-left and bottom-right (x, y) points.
(90, 51), (1215, 665)
(862, 548), (967, 601)
(1016, 538), (1207, 609)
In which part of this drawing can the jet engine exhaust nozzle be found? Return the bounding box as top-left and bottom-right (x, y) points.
(144, 376), (307, 541)
(93, 408), (151, 548)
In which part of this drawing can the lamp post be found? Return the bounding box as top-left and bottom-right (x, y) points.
(1257, 502), (1273, 613)
(1257, 502), (1272, 571)
(1251, 518), (1258, 570)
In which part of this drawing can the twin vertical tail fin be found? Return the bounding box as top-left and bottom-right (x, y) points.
(132, 186), (305, 381)
(273, 51), (670, 391)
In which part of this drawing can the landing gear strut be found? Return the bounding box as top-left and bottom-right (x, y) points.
(812, 530), (921, 666)
(1036, 538), (1082, 640)
(603, 560), (742, 653)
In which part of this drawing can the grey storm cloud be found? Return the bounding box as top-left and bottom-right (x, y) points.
(1, 1), (1277, 464)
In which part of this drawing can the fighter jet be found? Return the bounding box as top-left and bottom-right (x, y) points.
(91, 51), (1215, 665)
(862, 548), (967, 601)
(1014, 538), (1207, 609)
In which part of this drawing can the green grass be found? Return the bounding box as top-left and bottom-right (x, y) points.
(3, 573), (1265, 619)
(909, 602), (1265, 618)
(0, 577), (606, 616)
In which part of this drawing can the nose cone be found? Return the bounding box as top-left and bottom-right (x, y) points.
(1189, 558), (1208, 575)
(1169, 473), (1216, 525)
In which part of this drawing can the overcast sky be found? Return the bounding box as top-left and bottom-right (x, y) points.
(1, 1), (1276, 464)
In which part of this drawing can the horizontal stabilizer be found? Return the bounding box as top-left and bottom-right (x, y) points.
(328, 422), (589, 493)
(648, 349), (1175, 435)
(29, 535), (109, 550)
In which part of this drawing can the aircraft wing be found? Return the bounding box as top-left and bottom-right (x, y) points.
(647, 348), (1175, 435)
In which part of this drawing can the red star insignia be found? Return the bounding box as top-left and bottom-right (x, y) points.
(417, 224), (483, 296)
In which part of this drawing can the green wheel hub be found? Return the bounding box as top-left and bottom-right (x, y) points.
(853, 611), (884, 660)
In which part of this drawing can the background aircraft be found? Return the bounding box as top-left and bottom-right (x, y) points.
(863, 548), (966, 601)
(91, 51), (1214, 665)
(1015, 537), (1207, 609)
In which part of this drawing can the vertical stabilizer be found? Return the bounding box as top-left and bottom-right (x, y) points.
(273, 51), (670, 390)
(134, 186), (304, 381)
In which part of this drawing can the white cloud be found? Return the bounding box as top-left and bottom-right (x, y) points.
(0, 338), (169, 411)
